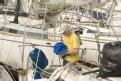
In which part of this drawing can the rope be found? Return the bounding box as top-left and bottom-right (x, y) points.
(32, 48), (40, 79)
(0, 0), (11, 61)
(49, 63), (83, 81)
(28, 56), (52, 75)
(0, 1), (43, 81)
(1, 0), (20, 81)
(1, 0), (24, 67)
(0, 62), (19, 81)
(4, 65), (18, 81)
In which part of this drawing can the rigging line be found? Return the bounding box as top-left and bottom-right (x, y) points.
(72, 0), (80, 24)
(96, 1), (105, 51)
(0, 38), (53, 47)
(30, 49), (52, 81)
(67, 2), (78, 27)
(4, 0), (32, 66)
(54, 0), (73, 17)
(1, 63), (25, 74)
(56, 0), (66, 31)
(0, 1), (43, 80)
(94, 1), (116, 64)
(13, 0), (40, 28)
(0, 0), (10, 60)
(61, 66), (71, 80)
(29, 1), (46, 40)
(27, 1), (59, 70)
(111, 25), (121, 28)
(106, 0), (117, 27)
(59, 57), (62, 66)
(49, 63), (83, 81)
(0, 0), (15, 64)
(26, 0), (49, 42)
(20, 0), (41, 70)
(79, 1), (106, 11)
(39, 0), (62, 70)
(20, 1), (40, 27)
(14, 0), (29, 26)
(33, 48), (40, 80)
(21, 0), (54, 42)
(106, 1), (119, 41)
(28, 0), (59, 76)
(18, 4), (56, 80)
(3, 64), (18, 81)
(84, 61), (99, 67)
(72, 5), (77, 24)
(67, 12), (102, 24)
(41, 0), (48, 33)
(2, 0), (21, 63)
(70, 1), (91, 30)
(50, 53), (62, 68)
(59, 6), (100, 23)
(110, 25), (119, 41)
(56, 0), (65, 12)
(0, 62), (19, 81)
(26, 54), (30, 81)
(5, 23), (26, 65)
(21, 16), (36, 69)
(93, 1), (109, 65)
(57, 0), (67, 41)
(18, 41), (99, 51)
(53, 0), (64, 41)
(18, 1), (38, 81)
(93, 20), (101, 65)
(28, 54), (52, 75)
(19, 0), (46, 49)
(4, 0), (35, 69)
(48, 65), (69, 81)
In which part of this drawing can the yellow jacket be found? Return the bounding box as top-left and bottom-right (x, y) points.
(63, 33), (81, 62)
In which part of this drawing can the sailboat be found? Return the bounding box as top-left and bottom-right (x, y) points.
(46, 1), (121, 81)
(0, 0), (64, 81)
(48, 0), (121, 66)
(0, 0), (121, 81)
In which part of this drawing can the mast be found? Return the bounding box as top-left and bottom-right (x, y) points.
(106, 0), (117, 27)
(13, 0), (21, 23)
(0, 0), (4, 4)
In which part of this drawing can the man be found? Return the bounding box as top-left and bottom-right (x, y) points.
(59, 24), (81, 65)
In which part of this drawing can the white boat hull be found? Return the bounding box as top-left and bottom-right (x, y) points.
(0, 33), (61, 69)
(79, 35), (120, 65)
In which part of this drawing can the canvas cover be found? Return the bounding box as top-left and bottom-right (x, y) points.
(99, 41), (121, 77)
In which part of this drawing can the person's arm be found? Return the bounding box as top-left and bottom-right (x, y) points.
(66, 34), (80, 55)
(66, 48), (79, 55)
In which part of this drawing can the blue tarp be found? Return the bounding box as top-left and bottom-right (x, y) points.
(29, 48), (48, 79)
(53, 42), (67, 56)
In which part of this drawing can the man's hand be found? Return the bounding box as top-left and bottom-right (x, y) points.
(65, 51), (70, 55)
(60, 52), (71, 59)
